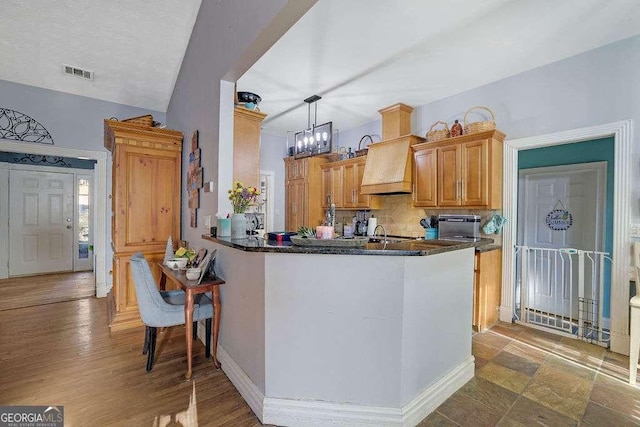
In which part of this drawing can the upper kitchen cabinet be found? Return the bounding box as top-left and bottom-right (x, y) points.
(322, 157), (382, 210)
(234, 107), (267, 189)
(412, 129), (505, 209)
(412, 146), (437, 207)
(320, 163), (344, 209)
(344, 157), (381, 209)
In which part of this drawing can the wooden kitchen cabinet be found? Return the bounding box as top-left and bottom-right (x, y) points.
(473, 248), (502, 332)
(321, 157), (381, 210)
(412, 129), (504, 209)
(286, 155), (306, 180)
(104, 118), (183, 331)
(412, 146), (437, 207)
(234, 107), (267, 189)
(284, 156), (327, 230)
(344, 157), (381, 209)
(321, 164), (344, 208)
(285, 179), (307, 231)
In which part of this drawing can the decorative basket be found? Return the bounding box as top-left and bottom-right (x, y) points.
(324, 152), (340, 162)
(122, 114), (153, 127)
(356, 134), (373, 157)
(463, 106), (496, 135)
(426, 121), (450, 142)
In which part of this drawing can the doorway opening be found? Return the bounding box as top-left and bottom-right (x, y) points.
(0, 139), (108, 297)
(514, 161), (609, 345)
(7, 165), (95, 276)
(501, 120), (632, 355)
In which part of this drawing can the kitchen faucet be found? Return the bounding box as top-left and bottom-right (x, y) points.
(373, 224), (387, 247)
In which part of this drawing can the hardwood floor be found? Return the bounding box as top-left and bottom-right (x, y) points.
(3, 276), (639, 426)
(0, 271), (95, 311)
(0, 297), (263, 426)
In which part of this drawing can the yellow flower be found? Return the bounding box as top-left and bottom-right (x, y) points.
(228, 181), (260, 214)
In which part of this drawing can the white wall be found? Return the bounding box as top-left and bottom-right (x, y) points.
(213, 243), (267, 393)
(260, 132), (287, 231)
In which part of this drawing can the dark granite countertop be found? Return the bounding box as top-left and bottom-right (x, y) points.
(202, 234), (494, 256)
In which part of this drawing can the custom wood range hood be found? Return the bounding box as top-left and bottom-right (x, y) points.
(360, 103), (425, 195)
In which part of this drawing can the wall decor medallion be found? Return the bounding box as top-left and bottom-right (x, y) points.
(545, 200), (573, 231)
(0, 108), (54, 144)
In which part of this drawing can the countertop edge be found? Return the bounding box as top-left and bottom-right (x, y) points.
(202, 235), (495, 256)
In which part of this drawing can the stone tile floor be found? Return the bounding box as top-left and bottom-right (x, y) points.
(419, 322), (640, 426)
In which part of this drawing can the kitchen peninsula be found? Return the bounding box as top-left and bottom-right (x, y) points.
(202, 235), (486, 426)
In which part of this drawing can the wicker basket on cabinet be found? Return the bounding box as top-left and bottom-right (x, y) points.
(463, 106), (496, 135)
(426, 121), (450, 142)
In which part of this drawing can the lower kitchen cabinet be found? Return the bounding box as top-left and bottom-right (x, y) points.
(285, 179), (307, 231)
(473, 248), (502, 332)
(284, 156), (327, 230)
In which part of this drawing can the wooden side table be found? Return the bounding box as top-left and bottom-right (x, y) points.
(158, 263), (224, 379)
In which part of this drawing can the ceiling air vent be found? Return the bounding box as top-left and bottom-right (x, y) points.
(62, 64), (93, 80)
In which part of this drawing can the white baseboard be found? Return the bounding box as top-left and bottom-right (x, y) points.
(401, 356), (475, 426)
(500, 305), (514, 323)
(218, 346), (265, 421)
(219, 346), (474, 427)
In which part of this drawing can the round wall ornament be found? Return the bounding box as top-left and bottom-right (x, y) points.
(545, 200), (573, 231)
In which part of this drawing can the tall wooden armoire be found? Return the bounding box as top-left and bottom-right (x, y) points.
(104, 118), (183, 331)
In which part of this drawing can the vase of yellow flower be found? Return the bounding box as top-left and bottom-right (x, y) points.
(228, 181), (260, 238)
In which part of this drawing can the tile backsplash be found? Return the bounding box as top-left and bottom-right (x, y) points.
(359, 194), (504, 245)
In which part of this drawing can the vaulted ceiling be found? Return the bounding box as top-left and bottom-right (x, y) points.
(2, 0), (639, 136)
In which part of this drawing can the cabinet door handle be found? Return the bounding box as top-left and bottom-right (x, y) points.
(412, 184), (415, 201)
(455, 180), (460, 200)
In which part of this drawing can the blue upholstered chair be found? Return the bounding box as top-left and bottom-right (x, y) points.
(130, 252), (213, 371)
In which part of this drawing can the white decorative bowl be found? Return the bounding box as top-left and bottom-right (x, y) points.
(167, 257), (188, 270)
(185, 267), (201, 281)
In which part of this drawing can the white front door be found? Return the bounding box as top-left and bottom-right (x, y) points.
(9, 169), (74, 276)
(518, 162), (606, 319)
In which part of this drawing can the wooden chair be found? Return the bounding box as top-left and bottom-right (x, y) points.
(130, 252), (213, 372)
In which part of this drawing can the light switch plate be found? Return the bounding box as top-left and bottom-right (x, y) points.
(204, 215), (212, 228)
(204, 181), (215, 193)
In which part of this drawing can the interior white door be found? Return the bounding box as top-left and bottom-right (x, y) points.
(518, 163), (605, 319)
(9, 169), (74, 276)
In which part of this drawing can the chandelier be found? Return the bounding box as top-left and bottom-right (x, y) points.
(294, 95), (332, 157)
